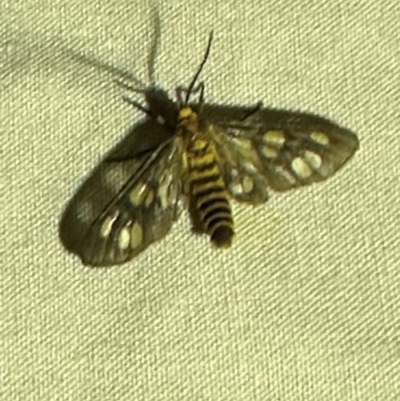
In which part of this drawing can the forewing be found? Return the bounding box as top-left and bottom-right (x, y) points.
(80, 137), (184, 266)
(205, 104), (358, 201)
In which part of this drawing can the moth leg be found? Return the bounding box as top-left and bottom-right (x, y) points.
(176, 86), (185, 106)
(122, 96), (151, 116)
(176, 82), (205, 105)
(179, 82), (204, 97)
(195, 82), (205, 105)
(114, 79), (151, 115)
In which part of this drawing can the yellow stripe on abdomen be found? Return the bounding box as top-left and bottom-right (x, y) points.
(188, 140), (234, 247)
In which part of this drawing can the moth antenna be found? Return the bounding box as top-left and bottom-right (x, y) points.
(184, 31), (213, 105)
(112, 5), (161, 92)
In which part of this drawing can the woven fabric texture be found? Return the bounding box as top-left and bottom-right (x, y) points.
(1, 0), (399, 400)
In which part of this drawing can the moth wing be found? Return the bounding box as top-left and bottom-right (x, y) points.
(204, 104), (358, 202)
(80, 137), (184, 266)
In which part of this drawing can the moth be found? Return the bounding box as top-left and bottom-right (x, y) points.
(62, 32), (358, 266)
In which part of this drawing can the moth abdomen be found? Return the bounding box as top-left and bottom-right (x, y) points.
(188, 140), (235, 248)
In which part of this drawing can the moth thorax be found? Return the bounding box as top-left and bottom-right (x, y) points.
(178, 106), (197, 121)
(188, 139), (235, 248)
(177, 106), (201, 135)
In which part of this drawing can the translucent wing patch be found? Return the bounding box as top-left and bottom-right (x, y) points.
(210, 125), (270, 205)
(205, 104), (358, 200)
(80, 138), (184, 266)
(252, 109), (359, 191)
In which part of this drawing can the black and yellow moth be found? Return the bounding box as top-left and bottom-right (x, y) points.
(61, 32), (358, 266)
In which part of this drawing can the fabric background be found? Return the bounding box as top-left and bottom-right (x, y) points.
(1, 0), (399, 400)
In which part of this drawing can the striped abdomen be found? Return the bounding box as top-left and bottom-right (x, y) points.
(187, 139), (234, 247)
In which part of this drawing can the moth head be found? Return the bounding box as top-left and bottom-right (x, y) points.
(144, 87), (178, 130)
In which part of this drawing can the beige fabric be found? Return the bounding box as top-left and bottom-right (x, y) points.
(1, 0), (399, 399)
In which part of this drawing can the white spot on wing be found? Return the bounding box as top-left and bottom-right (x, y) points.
(275, 166), (297, 185)
(231, 137), (253, 150)
(310, 131), (329, 146)
(100, 211), (119, 238)
(129, 182), (148, 207)
(229, 169), (243, 196)
(231, 183), (243, 195)
(118, 226), (131, 250)
(262, 130), (285, 148)
(145, 189), (155, 207)
(242, 176), (254, 193)
(230, 137), (260, 162)
(158, 175), (173, 209)
(292, 157), (313, 179)
(130, 222), (143, 248)
(261, 146), (278, 158)
(242, 161), (258, 174)
(304, 150), (322, 170)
